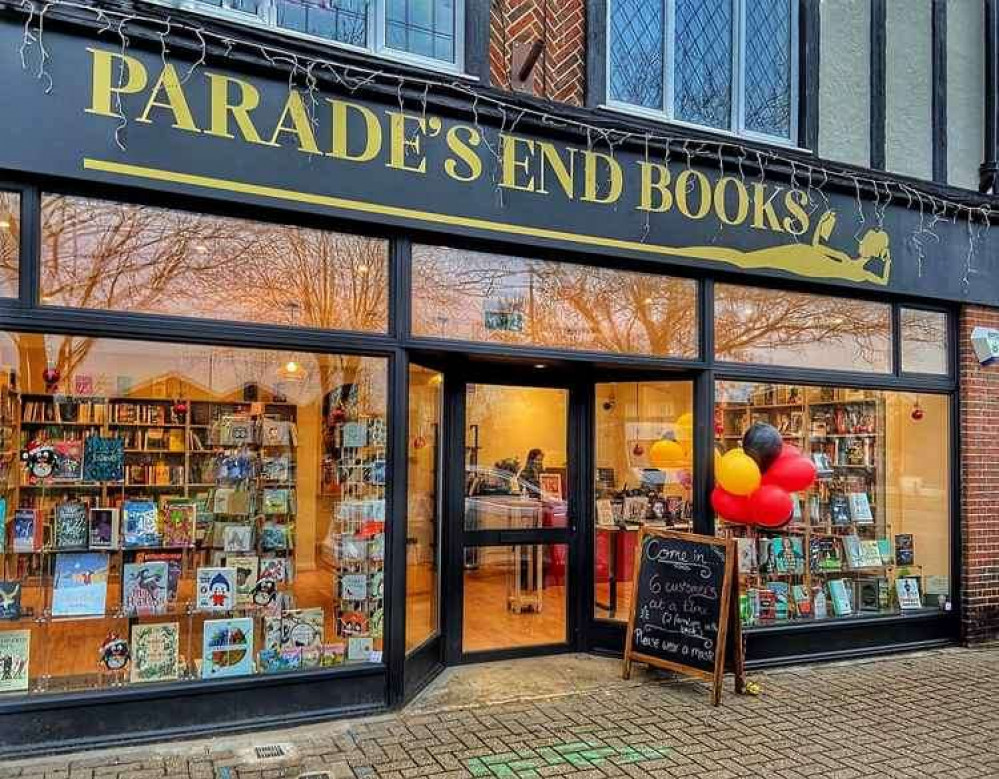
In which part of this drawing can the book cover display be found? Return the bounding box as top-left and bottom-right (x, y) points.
(201, 617), (254, 678)
(0, 630), (30, 692)
(196, 567), (236, 611)
(53, 502), (89, 549)
(123, 501), (160, 548)
(51, 553), (109, 617)
(130, 622), (180, 683)
(123, 562), (170, 616)
(0, 581), (22, 620)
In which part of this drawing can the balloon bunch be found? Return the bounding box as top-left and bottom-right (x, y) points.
(712, 422), (817, 528)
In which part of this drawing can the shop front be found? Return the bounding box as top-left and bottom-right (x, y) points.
(0, 6), (984, 756)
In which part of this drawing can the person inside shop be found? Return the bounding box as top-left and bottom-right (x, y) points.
(519, 448), (544, 494)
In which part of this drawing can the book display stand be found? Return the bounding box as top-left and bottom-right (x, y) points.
(717, 385), (927, 623)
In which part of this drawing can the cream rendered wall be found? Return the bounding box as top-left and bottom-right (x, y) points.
(886, 0), (934, 179)
(819, 0), (871, 167)
(947, 0), (985, 190)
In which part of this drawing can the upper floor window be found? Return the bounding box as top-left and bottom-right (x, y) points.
(183, 0), (462, 69)
(607, 0), (797, 143)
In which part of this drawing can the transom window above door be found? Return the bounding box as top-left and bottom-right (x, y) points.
(607, 0), (797, 143)
(178, 0), (463, 70)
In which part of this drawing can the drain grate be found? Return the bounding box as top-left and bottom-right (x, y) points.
(253, 744), (287, 760)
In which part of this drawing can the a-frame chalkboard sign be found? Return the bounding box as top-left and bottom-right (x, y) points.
(622, 527), (746, 705)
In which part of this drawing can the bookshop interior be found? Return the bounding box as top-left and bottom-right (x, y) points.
(0, 189), (955, 701)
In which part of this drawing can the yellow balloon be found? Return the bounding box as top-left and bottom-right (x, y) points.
(649, 438), (686, 468)
(717, 449), (761, 496)
(675, 412), (694, 442)
(714, 447), (724, 474)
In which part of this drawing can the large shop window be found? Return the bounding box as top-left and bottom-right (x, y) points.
(714, 284), (893, 373)
(40, 195), (389, 333)
(411, 245), (699, 358)
(0, 333), (388, 695)
(593, 381), (694, 622)
(715, 382), (951, 626)
(0, 191), (18, 298)
(607, 0), (797, 142)
(180, 0), (462, 68)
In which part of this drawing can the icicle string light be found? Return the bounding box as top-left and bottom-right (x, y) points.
(9, 0), (996, 270)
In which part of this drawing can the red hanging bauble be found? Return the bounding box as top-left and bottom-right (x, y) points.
(330, 406), (347, 424)
(172, 400), (188, 417)
(714, 422), (725, 436)
(911, 402), (924, 421)
(632, 442), (645, 456)
(413, 436), (427, 450)
(42, 367), (60, 387)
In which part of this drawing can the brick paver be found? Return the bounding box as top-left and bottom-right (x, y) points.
(2, 647), (997, 778)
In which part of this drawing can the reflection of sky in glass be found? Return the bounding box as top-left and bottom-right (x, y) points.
(744, 0), (792, 138)
(900, 309), (948, 374)
(386, 0), (456, 63)
(674, 0), (733, 129)
(609, 0), (664, 109)
(275, 0), (369, 47)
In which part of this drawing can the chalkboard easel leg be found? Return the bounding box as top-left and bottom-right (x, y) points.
(622, 656), (632, 680)
(711, 673), (722, 706)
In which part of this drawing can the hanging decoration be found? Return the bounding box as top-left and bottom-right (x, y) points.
(713, 423), (817, 529)
(6, 0), (992, 288)
(911, 400), (925, 421)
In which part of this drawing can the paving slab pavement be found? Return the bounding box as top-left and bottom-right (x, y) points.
(2, 646), (997, 778)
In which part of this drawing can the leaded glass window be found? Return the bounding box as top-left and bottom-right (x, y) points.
(607, 0), (797, 142)
(182, 1), (462, 68)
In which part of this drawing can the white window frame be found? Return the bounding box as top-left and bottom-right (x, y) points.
(157, 0), (466, 76)
(604, 0), (799, 147)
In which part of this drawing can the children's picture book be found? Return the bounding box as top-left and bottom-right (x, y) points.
(0, 581), (22, 620)
(368, 533), (385, 563)
(848, 492), (874, 524)
(201, 617), (254, 679)
(339, 610), (368, 636)
(828, 579), (854, 616)
(222, 524), (254, 553)
(162, 503), (196, 547)
(258, 648), (299, 673)
(130, 622), (180, 683)
(340, 535), (368, 563)
(766, 581), (790, 621)
(281, 607), (324, 649)
(347, 636), (373, 662)
(369, 571), (384, 600)
(855, 578), (883, 612)
(54, 501), (89, 549)
(894, 534), (915, 566)
(829, 495), (851, 526)
(262, 488), (290, 515)
(12, 509), (41, 553)
(736, 537), (757, 573)
(791, 584), (812, 617)
(89, 508), (119, 549)
(83, 437), (124, 482)
(813, 587), (828, 619)
(595, 499), (614, 526)
(300, 645), (321, 668)
(258, 557), (287, 584)
(227, 555), (259, 605)
(213, 488), (252, 516)
(123, 501), (160, 548)
(858, 540), (884, 569)
(196, 567), (236, 611)
(842, 534), (863, 569)
(320, 642), (345, 667)
(340, 573), (367, 601)
(0, 630), (30, 692)
(261, 454), (290, 482)
(52, 440), (83, 481)
(136, 552), (182, 601)
(896, 577), (923, 610)
(809, 536), (843, 572)
(123, 561), (169, 616)
(259, 523), (289, 551)
(51, 553), (109, 617)
(877, 538), (893, 565)
(341, 421), (368, 448)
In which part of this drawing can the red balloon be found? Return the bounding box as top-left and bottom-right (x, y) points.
(775, 444), (802, 461)
(762, 454), (817, 493)
(749, 485), (794, 527)
(711, 486), (753, 524)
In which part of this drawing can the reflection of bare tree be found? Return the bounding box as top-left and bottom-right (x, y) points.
(715, 286), (891, 369)
(0, 193), (19, 296)
(39, 196), (388, 376)
(412, 246), (698, 357)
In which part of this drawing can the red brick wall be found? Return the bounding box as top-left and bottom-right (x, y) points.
(489, 0), (586, 105)
(960, 305), (999, 643)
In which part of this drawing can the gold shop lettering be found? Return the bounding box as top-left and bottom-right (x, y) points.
(86, 47), (809, 236)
